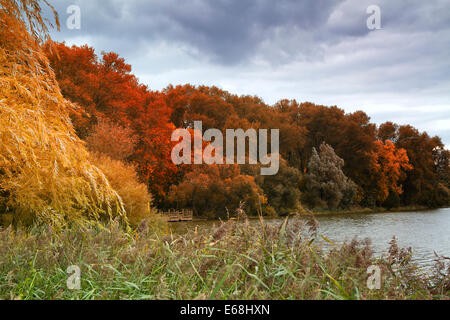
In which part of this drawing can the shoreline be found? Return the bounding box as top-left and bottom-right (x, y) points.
(192, 206), (445, 221)
(302, 205), (436, 216)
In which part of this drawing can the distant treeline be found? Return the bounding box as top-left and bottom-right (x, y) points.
(44, 42), (450, 218)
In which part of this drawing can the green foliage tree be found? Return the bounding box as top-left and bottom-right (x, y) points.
(243, 157), (302, 216)
(302, 143), (357, 209)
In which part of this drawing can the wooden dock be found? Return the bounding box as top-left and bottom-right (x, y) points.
(163, 209), (193, 222)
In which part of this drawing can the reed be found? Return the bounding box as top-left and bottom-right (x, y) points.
(0, 215), (448, 300)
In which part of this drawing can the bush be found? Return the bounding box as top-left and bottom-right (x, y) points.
(90, 153), (156, 226)
(252, 158), (303, 216)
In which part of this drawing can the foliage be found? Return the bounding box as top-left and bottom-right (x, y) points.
(367, 140), (413, 205)
(246, 157), (303, 216)
(168, 164), (265, 219)
(0, 1), (125, 227)
(90, 153), (154, 226)
(378, 123), (450, 207)
(0, 0), (59, 42)
(44, 42), (177, 205)
(38, 12), (448, 214)
(86, 117), (138, 162)
(303, 143), (357, 209)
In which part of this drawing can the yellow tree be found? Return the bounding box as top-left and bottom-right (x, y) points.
(0, 0), (125, 227)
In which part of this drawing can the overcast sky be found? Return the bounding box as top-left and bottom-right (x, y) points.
(46, 0), (450, 147)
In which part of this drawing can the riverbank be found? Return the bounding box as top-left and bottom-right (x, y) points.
(184, 206), (438, 222)
(304, 205), (433, 216)
(0, 206), (442, 228)
(0, 216), (448, 300)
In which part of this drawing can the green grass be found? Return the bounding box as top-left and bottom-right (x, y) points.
(0, 216), (448, 300)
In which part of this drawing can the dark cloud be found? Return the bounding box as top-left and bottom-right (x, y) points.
(48, 0), (347, 64)
(45, 0), (450, 146)
(47, 0), (450, 64)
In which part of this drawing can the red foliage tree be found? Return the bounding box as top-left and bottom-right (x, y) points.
(45, 42), (177, 205)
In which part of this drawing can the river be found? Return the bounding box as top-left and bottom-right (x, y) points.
(170, 207), (450, 268)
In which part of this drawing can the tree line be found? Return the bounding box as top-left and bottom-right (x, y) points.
(43, 42), (450, 218)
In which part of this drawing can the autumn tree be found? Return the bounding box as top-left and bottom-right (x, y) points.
(168, 164), (265, 219)
(86, 117), (138, 161)
(164, 84), (236, 130)
(44, 42), (150, 136)
(0, 0), (126, 226)
(378, 121), (399, 143)
(90, 153), (153, 226)
(45, 42), (177, 206)
(395, 125), (449, 207)
(302, 143), (357, 209)
(367, 140), (413, 206)
(43, 40), (450, 213)
(249, 157), (303, 216)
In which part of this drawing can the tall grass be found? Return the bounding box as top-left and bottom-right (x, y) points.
(0, 215), (448, 300)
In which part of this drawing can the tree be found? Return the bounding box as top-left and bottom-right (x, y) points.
(395, 125), (449, 206)
(378, 122), (399, 143)
(243, 157), (303, 216)
(131, 91), (178, 205)
(44, 42), (149, 137)
(43, 41), (450, 213)
(86, 117), (138, 161)
(292, 103), (377, 198)
(168, 164), (265, 219)
(302, 143), (357, 209)
(367, 140), (413, 205)
(45, 42), (178, 206)
(0, 0), (125, 227)
(164, 84), (235, 131)
(90, 153), (153, 226)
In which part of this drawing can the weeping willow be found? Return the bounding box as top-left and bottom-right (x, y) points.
(0, 0), (126, 227)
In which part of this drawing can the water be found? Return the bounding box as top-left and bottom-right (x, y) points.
(170, 208), (450, 268)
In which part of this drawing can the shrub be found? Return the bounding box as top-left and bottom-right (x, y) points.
(90, 153), (155, 226)
(252, 157), (303, 216)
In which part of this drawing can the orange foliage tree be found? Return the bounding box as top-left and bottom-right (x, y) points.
(368, 140), (413, 204)
(86, 117), (138, 161)
(168, 164), (265, 219)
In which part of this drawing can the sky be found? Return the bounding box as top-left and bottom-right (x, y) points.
(45, 0), (450, 147)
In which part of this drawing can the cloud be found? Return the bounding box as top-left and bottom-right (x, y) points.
(45, 0), (450, 146)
